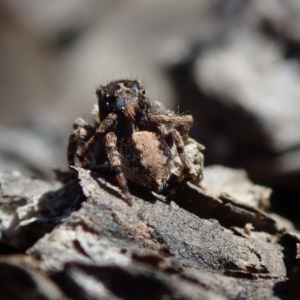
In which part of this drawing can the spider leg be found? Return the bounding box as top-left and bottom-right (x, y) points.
(105, 132), (132, 205)
(76, 136), (95, 168)
(67, 130), (80, 168)
(143, 112), (193, 143)
(165, 129), (191, 184)
(148, 113), (193, 128)
(67, 117), (94, 175)
(75, 113), (117, 168)
(153, 125), (191, 199)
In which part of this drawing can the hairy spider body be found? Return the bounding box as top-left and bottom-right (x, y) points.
(119, 131), (173, 192)
(68, 79), (193, 204)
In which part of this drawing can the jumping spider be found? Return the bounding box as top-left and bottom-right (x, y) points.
(68, 79), (193, 205)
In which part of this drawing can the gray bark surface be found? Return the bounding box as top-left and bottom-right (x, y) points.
(1, 166), (297, 299)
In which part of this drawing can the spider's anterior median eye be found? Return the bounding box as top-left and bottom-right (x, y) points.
(103, 96), (117, 111)
(116, 98), (126, 109)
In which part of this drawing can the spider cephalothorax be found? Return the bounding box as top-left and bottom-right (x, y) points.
(96, 79), (145, 122)
(68, 79), (194, 205)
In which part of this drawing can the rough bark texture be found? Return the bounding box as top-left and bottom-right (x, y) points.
(0, 165), (298, 299)
(1, 1), (300, 299)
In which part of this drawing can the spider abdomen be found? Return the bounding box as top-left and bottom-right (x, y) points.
(120, 131), (173, 192)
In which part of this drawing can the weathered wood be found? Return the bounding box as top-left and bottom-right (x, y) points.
(1, 166), (296, 299)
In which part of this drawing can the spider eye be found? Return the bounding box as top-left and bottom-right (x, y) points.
(103, 96), (116, 110)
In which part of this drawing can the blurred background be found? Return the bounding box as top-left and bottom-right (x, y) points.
(1, 0), (300, 226)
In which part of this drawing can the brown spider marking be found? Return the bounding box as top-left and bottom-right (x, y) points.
(67, 79), (194, 205)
